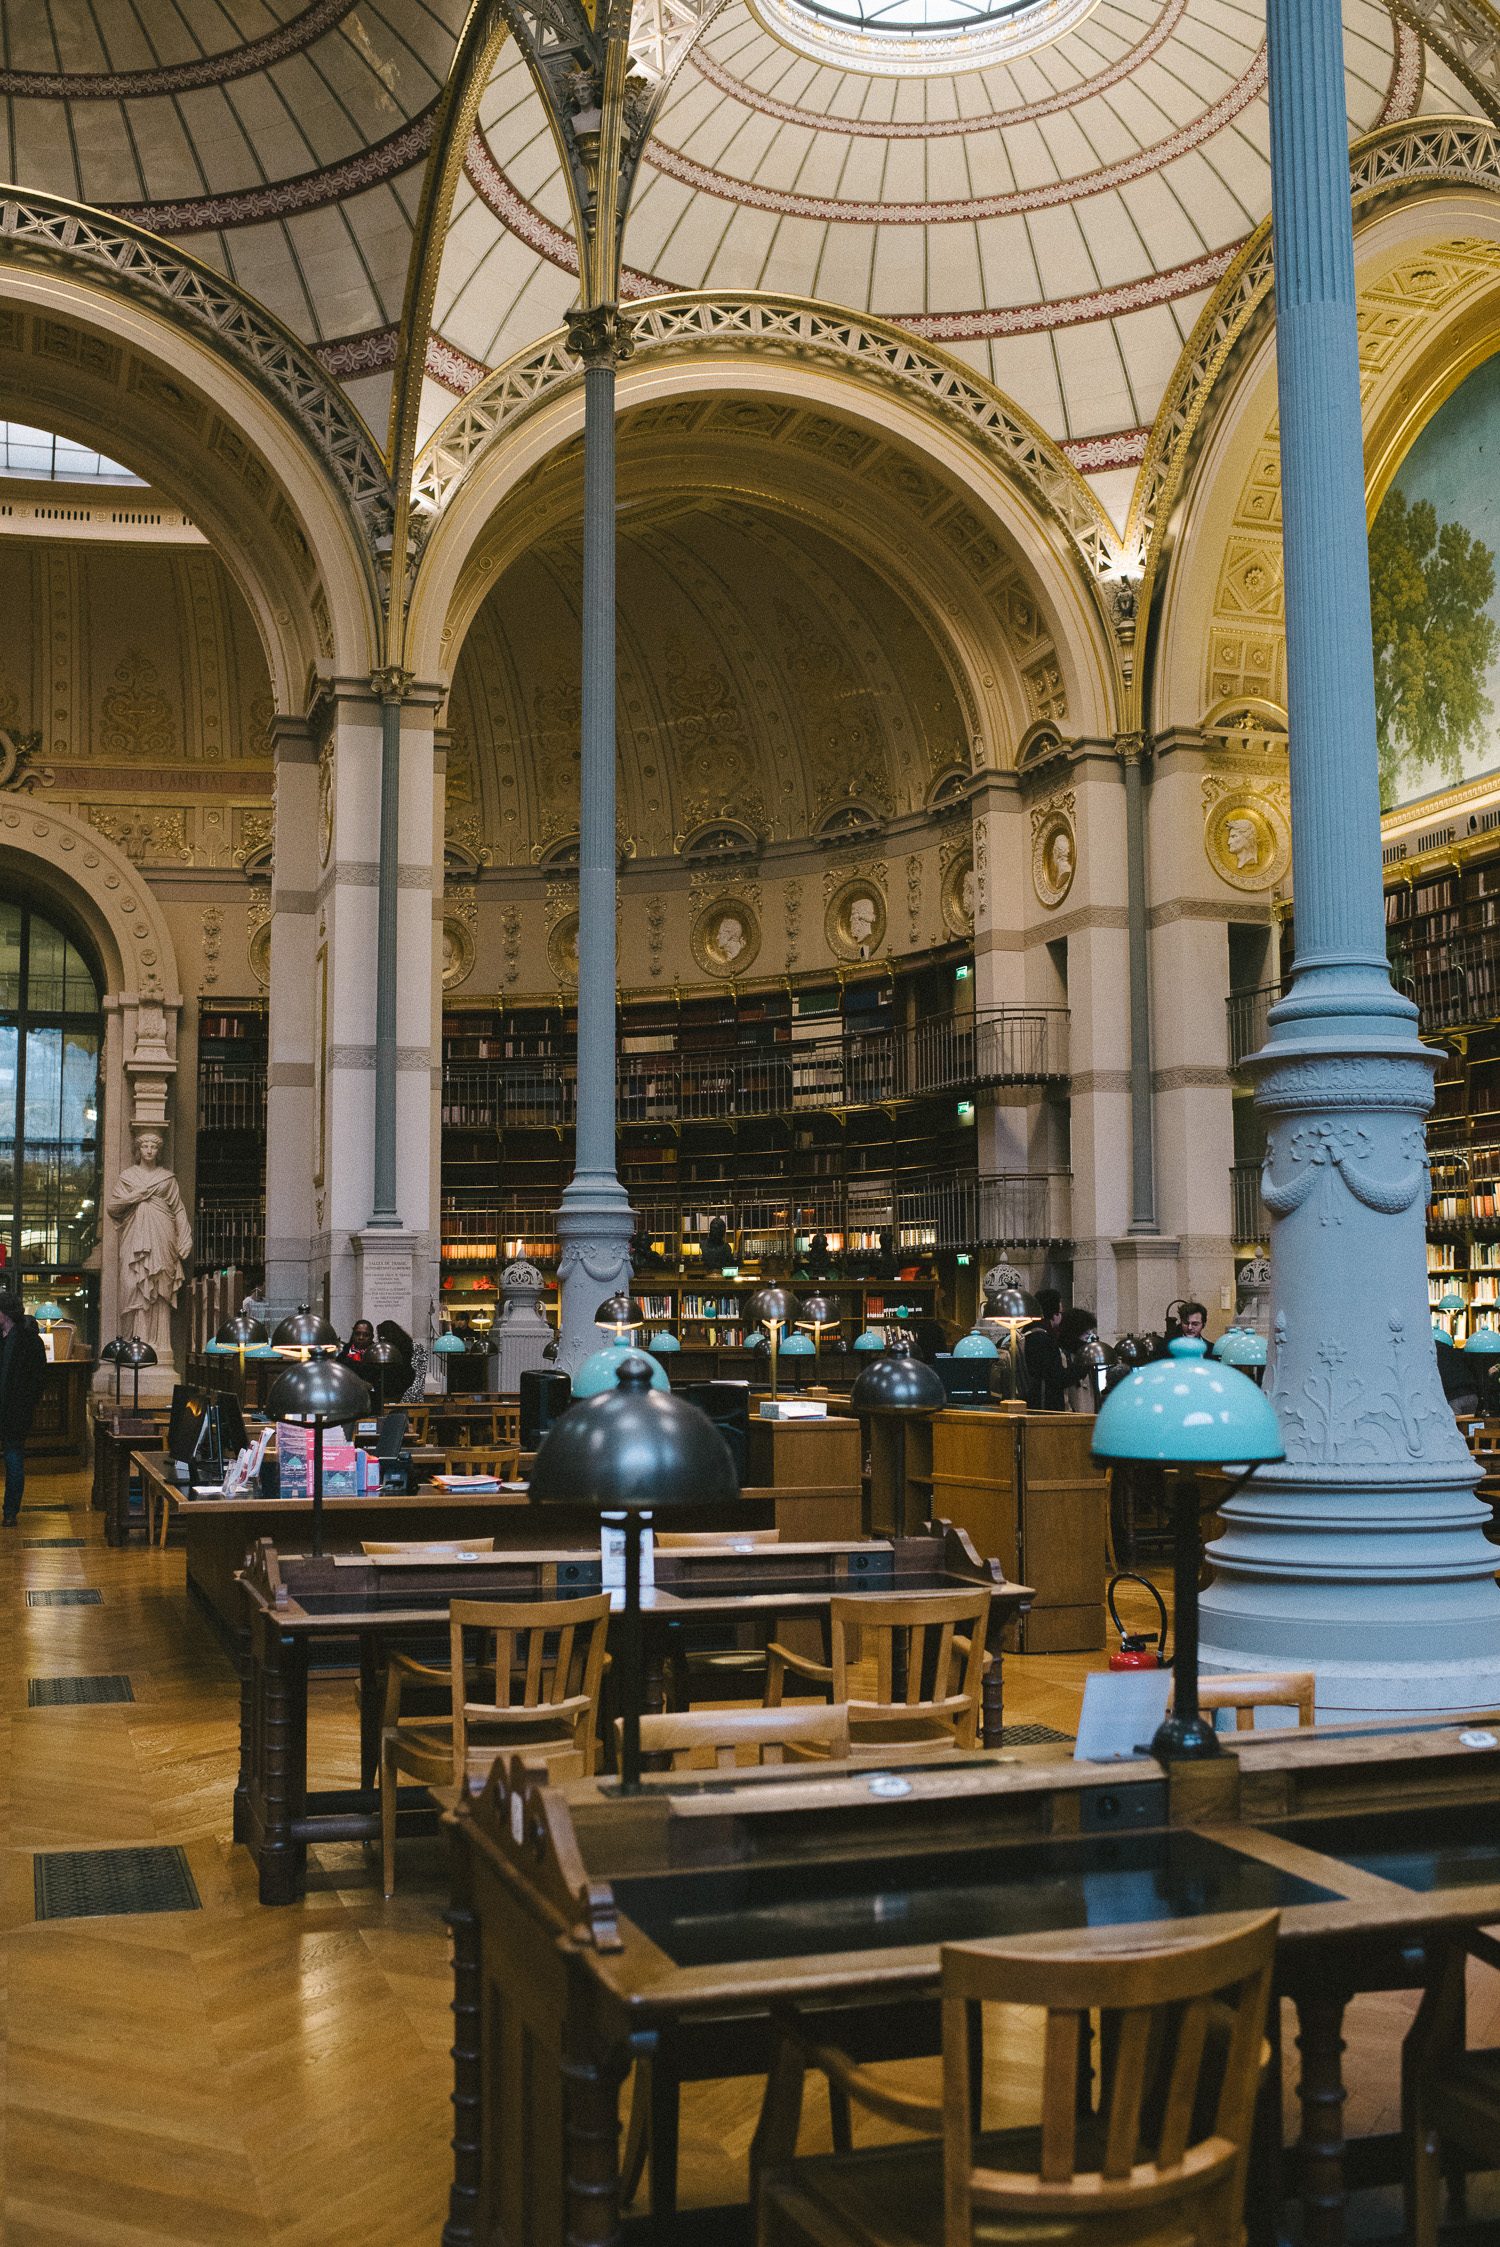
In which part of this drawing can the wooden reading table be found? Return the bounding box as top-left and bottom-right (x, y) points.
(444, 1716), (1500, 2247)
(236, 1523), (1030, 1905)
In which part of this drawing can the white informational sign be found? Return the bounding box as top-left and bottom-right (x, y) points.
(1073, 1670), (1172, 1762)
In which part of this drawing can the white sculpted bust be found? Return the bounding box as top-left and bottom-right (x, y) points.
(107, 1129), (193, 1360)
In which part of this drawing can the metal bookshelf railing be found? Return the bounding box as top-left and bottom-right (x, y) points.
(197, 1057), (268, 1134)
(1390, 929), (1500, 1034)
(442, 1007), (1069, 1132)
(1226, 984), (1278, 1071)
(1231, 1159), (1267, 1247)
(897, 1170), (1073, 1251)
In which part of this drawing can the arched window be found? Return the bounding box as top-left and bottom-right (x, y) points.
(0, 900), (102, 1340)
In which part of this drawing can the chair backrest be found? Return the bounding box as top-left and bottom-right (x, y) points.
(942, 1911), (1278, 2242)
(361, 1537), (496, 1554)
(1195, 1671), (1316, 1730)
(654, 1528), (780, 1551)
(627, 1703), (851, 1768)
(443, 1448), (522, 1480)
(449, 1592), (611, 1778)
(829, 1588), (992, 1748)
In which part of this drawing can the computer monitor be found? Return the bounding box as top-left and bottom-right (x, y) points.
(682, 1380), (750, 1480)
(936, 1355), (995, 1407)
(376, 1408), (408, 1459)
(167, 1385), (209, 1466)
(520, 1369), (572, 1450)
(215, 1392), (249, 1456)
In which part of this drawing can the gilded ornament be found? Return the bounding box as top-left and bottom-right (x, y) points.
(441, 916), (476, 990)
(940, 848), (976, 937)
(1030, 798), (1076, 910)
(547, 911), (580, 985)
(690, 895), (760, 978)
(1203, 778), (1290, 892)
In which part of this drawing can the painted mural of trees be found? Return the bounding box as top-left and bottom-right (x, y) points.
(1369, 488), (1498, 807)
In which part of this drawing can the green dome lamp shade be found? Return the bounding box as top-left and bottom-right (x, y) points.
(432, 1330), (466, 1352)
(953, 1329), (1001, 1359)
(1211, 1325), (1269, 1385)
(1434, 1324), (1455, 1347)
(118, 1335), (157, 1411)
(1467, 1326), (1500, 1354)
(573, 1346), (669, 1397)
(746, 1286), (801, 1400)
(646, 1329), (681, 1355)
(266, 1355), (373, 1557)
(31, 1299), (65, 1329)
(853, 1328), (885, 1351)
(529, 1353), (740, 1790)
(1093, 1338), (1284, 1765)
(272, 1307), (340, 1359)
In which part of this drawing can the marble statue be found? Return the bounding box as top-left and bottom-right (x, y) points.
(108, 1130), (193, 1360)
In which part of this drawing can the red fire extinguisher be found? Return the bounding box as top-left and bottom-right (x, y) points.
(1107, 1573), (1169, 1670)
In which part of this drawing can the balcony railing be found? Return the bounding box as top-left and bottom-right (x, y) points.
(1390, 929), (1500, 1035)
(442, 1008), (1068, 1132)
(1231, 1159), (1267, 1246)
(1226, 984), (1279, 1071)
(198, 1059), (268, 1134)
(195, 1195), (264, 1271)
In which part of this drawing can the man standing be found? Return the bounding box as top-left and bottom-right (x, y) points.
(0, 1292), (46, 1526)
(1021, 1289), (1069, 1411)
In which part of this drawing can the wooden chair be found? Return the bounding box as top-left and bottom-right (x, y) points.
(440, 1448), (521, 1481)
(1195, 1672), (1316, 1731)
(655, 1528), (779, 1551)
(1403, 1927), (1500, 2243)
(766, 1589), (992, 1752)
(755, 1910), (1279, 2247)
(360, 1537), (496, 1555)
(378, 1592), (609, 1898)
(622, 1702), (850, 1770)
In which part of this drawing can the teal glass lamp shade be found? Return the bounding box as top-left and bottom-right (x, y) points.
(746, 1286), (800, 1334)
(573, 1345), (668, 1397)
(1092, 1338), (1284, 1465)
(779, 1332), (816, 1357)
(530, 1353), (740, 1514)
(432, 1330), (466, 1355)
(31, 1299), (65, 1326)
(953, 1329), (1000, 1359)
(850, 1345), (945, 1417)
(646, 1330), (681, 1354)
(1434, 1324), (1455, 1347)
(272, 1307), (340, 1353)
(1466, 1327), (1500, 1354)
(595, 1293), (646, 1332)
(1212, 1326), (1268, 1370)
(853, 1328), (884, 1351)
(1438, 1289), (1467, 1313)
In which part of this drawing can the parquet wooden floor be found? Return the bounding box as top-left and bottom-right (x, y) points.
(2, 1472), (1494, 2243)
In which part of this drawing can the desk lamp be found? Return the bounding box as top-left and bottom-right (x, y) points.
(363, 1339), (411, 1413)
(595, 1293), (646, 1346)
(746, 1286), (800, 1401)
(1211, 1325), (1269, 1386)
(432, 1326), (465, 1394)
(272, 1306), (339, 1360)
(645, 1328), (681, 1359)
(32, 1299), (64, 1337)
(1092, 1337), (1283, 1762)
(953, 1326), (1000, 1359)
(101, 1334), (127, 1405)
(120, 1336), (157, 1410)
(1467, 1326), (1500, 1357)
(266, 1354), (371, 1558)
(574, 1339), (668, 1396)
(1438, 1287), (1467, 1341)
(984, 1285), (1039, 1393)
(209, 1313), (269, 1381)
(853, 1326), (884, 1352)
(529, 1353), (738, 1789)
(778, 1330), (816, 1389)
(796, 1294), (840, 1356)
(850, 1337), (945, 1534)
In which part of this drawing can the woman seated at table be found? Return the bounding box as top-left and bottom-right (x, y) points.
(339, 1319), (378, 1366)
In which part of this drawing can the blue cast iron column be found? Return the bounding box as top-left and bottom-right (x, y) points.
(1198, 0), (1500, 1711)
(554, 308), (636, 1371)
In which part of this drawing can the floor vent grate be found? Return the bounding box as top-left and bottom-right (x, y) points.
(27, 1675), (135, 1707)
(24, 1538), (85, 1548)
(33, 1845), (200, 1921)
(999, 1723), (1074, 1747)
(26, 1588), (101, 1607)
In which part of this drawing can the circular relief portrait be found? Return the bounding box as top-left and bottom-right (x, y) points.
(941, 850), (976, 937)
(1205, 793), (1290, 892)
(441, 915), (475, 990)
(826, 879), (887, 962)
(1031, 813), (1076, 909)
(690, 896), (760, 978)
(248, 920), (271, 988)
(547, 911), (580, 985)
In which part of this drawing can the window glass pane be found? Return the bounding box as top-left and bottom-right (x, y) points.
(0, 904), (20, 1012)
(27, 915), (64, 1014)
(62, 939), (93, 1016)
(24, 1025), (63, 1139)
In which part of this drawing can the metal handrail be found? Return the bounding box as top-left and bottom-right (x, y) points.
(1226, 984), (1280, 1071)
(1231, 1159), (1267, 1246)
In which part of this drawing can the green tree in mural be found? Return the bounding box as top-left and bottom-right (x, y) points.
(1370, 489), (1499, 806)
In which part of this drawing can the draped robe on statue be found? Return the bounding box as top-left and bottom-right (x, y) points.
(108, 1157), (193, 1360)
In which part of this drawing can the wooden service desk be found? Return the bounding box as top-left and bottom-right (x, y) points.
(33, 1357), (93, 1464)
(236, 1523), (1030, 1906)
(93, 1405), (168, 1545)
(902, 1403), (1108, 1651)
(445, 1719), (1500, 2247)
(744, 1413), (861, 1533)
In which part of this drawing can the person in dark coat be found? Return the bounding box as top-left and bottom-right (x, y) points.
(1021, 1288), (1069, 1411)
(0, 1292), (48, 1525)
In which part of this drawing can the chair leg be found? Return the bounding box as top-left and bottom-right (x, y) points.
(379, 1733), (399, 1900)
(621, 2064), (651, 2207)
(828, 2083), (852, 2153)
(648, 2052), (681, 2227)
(1405, 2115), (1443, 2247)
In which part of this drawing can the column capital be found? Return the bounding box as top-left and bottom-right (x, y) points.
(1115, 729), (1151, 772)
(369, 664), (415, 704)
(564, 303), (636, 368)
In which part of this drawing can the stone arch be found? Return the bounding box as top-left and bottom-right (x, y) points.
(0, 800), (185, 1362)
(0, 196), (388, 705)
(1151, 184), (1500, 738)
(406, 299), (1123, 743)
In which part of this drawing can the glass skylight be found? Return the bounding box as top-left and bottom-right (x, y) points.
(762, 0), (1098, 73)
(0, 422), (144, 485)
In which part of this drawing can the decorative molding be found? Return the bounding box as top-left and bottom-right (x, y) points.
(824, 869), (886, 962)
(1030, 791), (1077, 910)
(0, 190), (393, 556)
(201, 905), (222, 989)
(690, 892), (761, 977)
(0, 0), (358, 98)
(1202, 773), (1291, 893)
(107, 105), (439, 235)
(415, 295), (1124, 594)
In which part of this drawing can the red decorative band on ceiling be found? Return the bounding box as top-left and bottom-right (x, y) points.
(643, 51), (1268, 221)
(0, 0), (360, 98)
(1379, 18), (1425, 124)
(464, 130), (673, 297)
(1060, 427), (1150, 470)
(107, 105), (438, 233)
(316, 324), (401, 378)
(426, 331), (488, 396)
(691, 0), (1192, 137)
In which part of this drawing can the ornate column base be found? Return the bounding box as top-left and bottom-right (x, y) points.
(555, 1176), (635, 1374)
(1200, 1017), (1500, 1716)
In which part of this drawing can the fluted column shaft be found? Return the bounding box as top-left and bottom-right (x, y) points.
(1198, 0), (1500, 1713)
